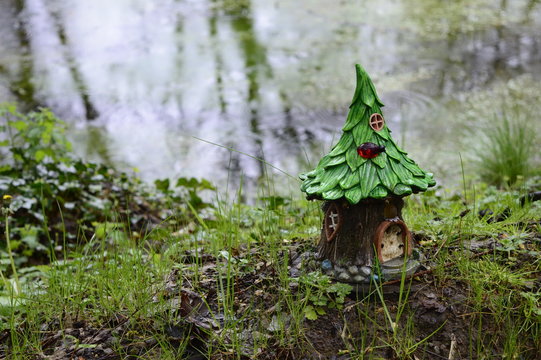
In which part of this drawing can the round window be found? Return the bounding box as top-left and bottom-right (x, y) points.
(369, 113), (385, 131)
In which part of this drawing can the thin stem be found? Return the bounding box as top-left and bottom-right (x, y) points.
(5, 210), (21, 294)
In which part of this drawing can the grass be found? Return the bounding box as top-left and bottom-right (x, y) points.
(476, 111), (537, 187)
(0, 176), (540, 359)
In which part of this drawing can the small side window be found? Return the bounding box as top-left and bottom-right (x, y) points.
(369, 113), (385, 131)
(324, 202), (342, 242)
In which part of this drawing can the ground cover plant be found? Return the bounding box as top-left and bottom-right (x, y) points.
(0, 104), (213, 269)
(0, 106), (540, 359)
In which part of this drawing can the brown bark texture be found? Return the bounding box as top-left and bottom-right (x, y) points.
(317, 197), (404, 267)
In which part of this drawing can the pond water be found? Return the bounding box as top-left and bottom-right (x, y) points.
(1, 0), (541, 197)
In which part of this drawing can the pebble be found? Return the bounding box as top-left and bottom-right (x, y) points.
(325, 269), (335, 277)
(321, 259), (333, 271)
(289, 268), (300, 277)
(348, 265), (359, 275)
(337, 272), (351, 282)
(353, 275), (365, 283)
(360, 266), (372, 276)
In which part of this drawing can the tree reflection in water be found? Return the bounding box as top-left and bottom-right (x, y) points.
(0, 0), (540, 196)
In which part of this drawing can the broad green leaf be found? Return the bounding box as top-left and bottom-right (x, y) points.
(374, 126), (390, 141)
(352, 122), (370, 146)
(304, 305), (318, 320)
(322, 186), (344, 200)
(350, 64), (383, 108)
(358, 162), (378, 199)
(339, 168), (359, 189)
(345, 146), (366, 170)
(342, 105), (359, 131)
(27, 127), (42, 139)
(328, 132), (353, 157)
(382, 140), (401, 161)
(357, 73), (376, 107)
(198, 179), (216, 190)
(345, 187), (362, 204)
(393, 184), (412, 196)
(342, 106), (366, 131)
(316, 172), (340, 193)
(317, 156), (332, 168)
(325, 155), (346, 168)
(318, 164), (349, 192)
(304, 182), (322, 194)
(368, 80), (384, 106)
(403, 178), (415, 186)
(402, 159), (425, 177)
(369, 185), (388, 198)
(361, 78), (375, 107)
(370, 152), (387, 169)
(390, 137), (408, 154)
(176, 177), (199, 188)
(42, 131), (51, 144)
(389, 160), (411, 184)
(315, 307), (326, 316)
(409, 176), (429, 191)
(378, 164), (399, 191)
(425, 173), (436, 187)
(371, 136), (402, 161)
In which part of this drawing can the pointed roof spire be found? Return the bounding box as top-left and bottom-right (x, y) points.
(350, 64), (384, 108)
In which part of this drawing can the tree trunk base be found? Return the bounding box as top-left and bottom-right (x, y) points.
(316, 197), (417, 282)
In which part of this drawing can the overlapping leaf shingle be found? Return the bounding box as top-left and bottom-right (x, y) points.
(300, 64), (435, 203)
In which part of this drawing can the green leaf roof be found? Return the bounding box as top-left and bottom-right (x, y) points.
(300, 64), (436, 203)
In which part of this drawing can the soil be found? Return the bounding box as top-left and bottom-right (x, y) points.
(1, 229), (540, 360)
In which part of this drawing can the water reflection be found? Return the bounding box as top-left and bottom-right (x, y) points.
(0, 0), (540, 195)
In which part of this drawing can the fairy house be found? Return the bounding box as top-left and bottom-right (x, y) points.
(300, 64), (436, 282)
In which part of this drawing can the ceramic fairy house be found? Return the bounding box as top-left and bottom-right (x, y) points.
(300, 64), (436, 283)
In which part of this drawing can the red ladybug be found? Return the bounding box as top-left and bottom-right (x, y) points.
(357, 142), (385, 159)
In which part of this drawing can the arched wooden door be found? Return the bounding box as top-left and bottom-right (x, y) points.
(373, 220), (412, 263)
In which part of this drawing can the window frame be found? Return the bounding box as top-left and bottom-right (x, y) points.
(369, 113), (385, 131)
(324, 202), (342, 242)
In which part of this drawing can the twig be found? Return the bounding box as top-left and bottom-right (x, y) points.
(422, 349), (452, 360)
(448, 333), (457, 360)
(192, 136), (297, 180)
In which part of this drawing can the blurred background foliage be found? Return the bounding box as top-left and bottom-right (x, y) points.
(0, 104), (214, 270)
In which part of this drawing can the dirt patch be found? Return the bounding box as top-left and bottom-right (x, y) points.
(2, 237), (539, 359)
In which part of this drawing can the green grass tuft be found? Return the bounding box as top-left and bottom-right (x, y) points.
(477, 112), (536, 187)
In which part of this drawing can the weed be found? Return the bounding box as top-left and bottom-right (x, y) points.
(296, 271), (352, 320)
